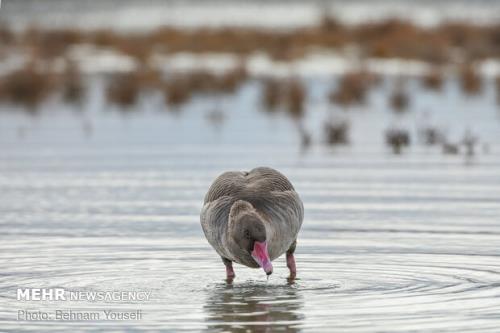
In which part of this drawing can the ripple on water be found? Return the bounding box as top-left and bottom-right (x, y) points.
(1, 235), (500, 332)
(1, 139), (500, 331)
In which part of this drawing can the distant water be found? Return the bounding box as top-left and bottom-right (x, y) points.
(1, 77), (500, 332)
(3, 0), (500, 31)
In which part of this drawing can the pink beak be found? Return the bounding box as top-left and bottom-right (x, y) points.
(251, 241), (273, 275)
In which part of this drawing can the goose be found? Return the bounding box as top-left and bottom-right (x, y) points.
(201, 167), (304, 279)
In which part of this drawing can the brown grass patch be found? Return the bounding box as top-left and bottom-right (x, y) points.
(61, 62), (84, 104)
(168, 68), (247, 96)
(0, 65), (55, 109)
(0, 25), (14, 45)
(106, 72), (143, 107)
(390, 88), (410, 113)
(261, 78), (282, 111)
(285, 79), (306, 119)
(162, 67), (247, 107)
(163, 79), (192, 107)
(22, 27), (83, 59)
(218, 64), (248, 93)
(106, 67), (162, 107)
(330, 71), (377, 107)
(353, 20), (449, 63)
(422, 69), (444, 91)
(460, 64), (482, 95)
(259, 77), (306, 118)
(4, 20), (500, 64)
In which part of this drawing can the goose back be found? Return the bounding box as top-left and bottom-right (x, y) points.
(201, 167), (304, 265)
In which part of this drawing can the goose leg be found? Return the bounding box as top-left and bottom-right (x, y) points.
(286, 240), (297, 280)
(222, 257), (235, 281)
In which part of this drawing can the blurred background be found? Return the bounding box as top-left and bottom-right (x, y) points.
(1, 0), (500, 152)
(1, 1), (500, 332)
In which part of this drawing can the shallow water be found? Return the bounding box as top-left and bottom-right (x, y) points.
(1, 78), (500, 332)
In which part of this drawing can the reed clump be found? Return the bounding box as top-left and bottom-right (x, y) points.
(460, 64), (482, 95)
(330, 71), (378, 108)
(422, 69), (444, 91)
(0, 66), (54, 109)
(22, 27), (83, 59)
(113, 35), (154, 65)
(106, 67), (163, 107)
(106, 72), (141, 107)
(320, 15), (342, 32)
(61, 62), (84, 104)
(163, 66), (247, 107)
(354, 20), (448, 63)
(0, 25), (14, 45)
(163, 79), (192, 107)
(419, 127), (445, 146)
(324, 120), (349, 145)
(259, 78), (306, 118)
(218, 65), (248, 93)
(390, 88), (410, 113)
(442, 142), (460, 155)
(385, 128), (410, 154)
(3, 19), (500, 65)
(261, 78), (282, 111)
(3, 19), (500, 118)
(285, 79), (306, 119)
(90, 29), (120, 48)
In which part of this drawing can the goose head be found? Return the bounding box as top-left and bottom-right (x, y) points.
(230, 213), (273, 276)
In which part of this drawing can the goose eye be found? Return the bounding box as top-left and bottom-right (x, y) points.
(244, 230), (250, 239)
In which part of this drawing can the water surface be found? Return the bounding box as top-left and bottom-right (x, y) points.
(0, 78), (500, 332)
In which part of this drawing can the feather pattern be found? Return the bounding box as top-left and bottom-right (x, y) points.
(201, 167), (304, 267)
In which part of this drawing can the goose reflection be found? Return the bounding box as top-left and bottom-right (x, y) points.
(204, 281), (304, 332)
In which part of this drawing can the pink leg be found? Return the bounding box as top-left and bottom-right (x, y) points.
(226, 264), (235, 279)
(286, 252), (296, 279)
(222, 258), (235, 281)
